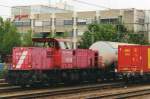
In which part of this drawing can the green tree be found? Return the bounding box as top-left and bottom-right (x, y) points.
(0, 18), (5, 53)
(48, 33), (53, 38)
(79, 24), (117, 48)
(63, 31), (69, 38)
(0, 19), (21, 55)
(79, 23), (148, 48)
(78, 31), (93, 48)
(128, 34), (148, 45)
(54, 31), (69, 38)
(22, 30), (32, 46)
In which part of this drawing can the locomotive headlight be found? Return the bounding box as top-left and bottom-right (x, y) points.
(13, 65), (16, 68)
(28, 65), (32, 68)
(115, 69), (117, 73)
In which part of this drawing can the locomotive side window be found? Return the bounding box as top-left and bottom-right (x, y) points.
(33, 40), (59, 48)
(59, 42), (71, 49)
(32, 38), (72, 49)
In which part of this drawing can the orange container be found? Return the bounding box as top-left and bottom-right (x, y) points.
(118, 45), (150, 74)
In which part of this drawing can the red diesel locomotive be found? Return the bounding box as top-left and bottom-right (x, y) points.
(7, 38), (113, 86)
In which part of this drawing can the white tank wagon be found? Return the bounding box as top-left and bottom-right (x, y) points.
(89, 41), (136, 69)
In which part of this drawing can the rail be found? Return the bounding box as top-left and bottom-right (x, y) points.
(88, 85), (150, 99)
(0, 82), (124, 98)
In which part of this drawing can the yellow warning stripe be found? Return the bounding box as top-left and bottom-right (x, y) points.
(148, 48), (150, 69)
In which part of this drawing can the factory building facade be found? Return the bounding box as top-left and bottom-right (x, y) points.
(11, 6), (149, 47)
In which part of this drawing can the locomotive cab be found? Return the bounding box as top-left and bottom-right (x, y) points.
(32, 38), (71, 49)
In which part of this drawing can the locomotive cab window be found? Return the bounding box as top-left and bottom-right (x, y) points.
(32, 38), (71, 49)
(33, 41), (59, 48)
(32, 38), (57, 48)
(59, 42), (71, 49)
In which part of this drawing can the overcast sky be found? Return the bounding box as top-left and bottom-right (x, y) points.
(1, 0), (150, 18)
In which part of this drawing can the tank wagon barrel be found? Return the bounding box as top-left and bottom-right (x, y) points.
(89, 41), (136, 69)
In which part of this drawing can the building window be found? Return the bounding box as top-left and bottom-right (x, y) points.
(13, 20), (31, 26)
(64, 20), (73, 25)
(100, 18), (118, 24)
(56, 19), (64, 26)
(77, 18), (95, 25)
(77, 19), (86, 25)
(43, 21), (51, 26)
(23, 21), (31, 26)
(138, 18), (144, 24)
(13, 21), (23, 26)
(86, 19), (94, 24)
(35, 21), (43, 27)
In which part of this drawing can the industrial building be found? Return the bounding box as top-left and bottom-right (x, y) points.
(11, 5), (149, 48)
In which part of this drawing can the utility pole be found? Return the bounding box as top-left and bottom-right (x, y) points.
(146, 11), (150, 43)
(96, 10), (100, 24)
(73, 11), (77, 49)
(51, 13), (56, 37)
(30, 14), (35, 37)
(91, 27), (94, 44)
(146, 23), (150, 42)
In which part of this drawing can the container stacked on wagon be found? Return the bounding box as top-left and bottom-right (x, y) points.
(118, 45), (150, 77)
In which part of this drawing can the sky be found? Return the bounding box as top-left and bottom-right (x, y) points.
(1, 0), (150, 18)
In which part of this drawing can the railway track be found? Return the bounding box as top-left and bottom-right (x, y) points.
(84, 85), (150, 99)
(0, 79), (25, 94)
(0, 86), (21, 93)
(0, 79), (5, 83)
(99, 89), (150, 99)
(0, 82), (124, 98)
(31, 83), (150, 99)
(35, 84), (150, 99)
(1, 80), (150, 99)
(0, 82), (9, 87)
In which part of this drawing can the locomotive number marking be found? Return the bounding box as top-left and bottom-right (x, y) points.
(16, 51), (28, 69)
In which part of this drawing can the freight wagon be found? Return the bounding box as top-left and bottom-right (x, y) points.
(118, 45), (150, 78)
